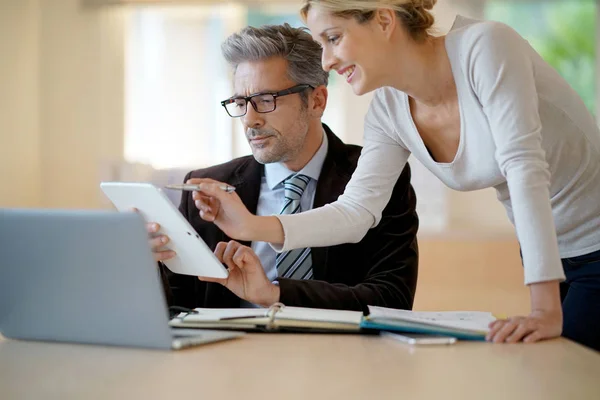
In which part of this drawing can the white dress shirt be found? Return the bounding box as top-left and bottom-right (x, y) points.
(238, 131), (328, 308)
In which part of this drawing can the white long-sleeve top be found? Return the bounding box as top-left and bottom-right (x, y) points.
(275, 16), (600, 285)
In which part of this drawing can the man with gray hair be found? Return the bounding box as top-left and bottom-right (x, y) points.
(150, 24), (419, 311)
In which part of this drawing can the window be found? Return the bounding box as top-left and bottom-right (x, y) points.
(125, 5), (240, 170)
(485, 0), (596, 115)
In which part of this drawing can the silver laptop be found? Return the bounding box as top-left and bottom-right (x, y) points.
(0, 209), (243, 350)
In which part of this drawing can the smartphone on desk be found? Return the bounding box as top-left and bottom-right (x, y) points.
(381, 331), (457, 345)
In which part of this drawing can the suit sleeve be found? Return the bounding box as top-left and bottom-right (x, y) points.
(159, 171), (206, 308)
(276, 165), (418, 312)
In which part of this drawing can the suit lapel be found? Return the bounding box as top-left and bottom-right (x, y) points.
(311, 125), (352, 279)
(227, 158), (263, 248)
(205, 158), (263, 308)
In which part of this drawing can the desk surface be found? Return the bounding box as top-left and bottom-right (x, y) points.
(1, 334), (599, 400)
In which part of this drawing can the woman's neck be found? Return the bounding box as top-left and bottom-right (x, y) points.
(385, 35), (456, 108)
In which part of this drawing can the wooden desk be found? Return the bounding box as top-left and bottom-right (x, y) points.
(1, 334), (599, 399)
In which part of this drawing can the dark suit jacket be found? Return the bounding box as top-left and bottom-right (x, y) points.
(161, 124), (419, 312)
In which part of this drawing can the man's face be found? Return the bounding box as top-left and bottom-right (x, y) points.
(233, 57), (311, 165)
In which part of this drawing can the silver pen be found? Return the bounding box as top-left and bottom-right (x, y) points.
(164, 183), (236, 193)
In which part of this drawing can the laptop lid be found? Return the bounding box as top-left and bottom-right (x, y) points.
(0, 209), (175, 350)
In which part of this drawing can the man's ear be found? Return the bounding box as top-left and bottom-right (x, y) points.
(309, 85), (328, 118)
(374, 8), (398, 39)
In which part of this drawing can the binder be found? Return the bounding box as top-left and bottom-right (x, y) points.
(169, 304), (496, 340)
(169, 303), (364, 333)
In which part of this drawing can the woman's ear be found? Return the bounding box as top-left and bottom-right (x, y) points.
(374, 8), (398, 39)
(309, 85), (328, 118)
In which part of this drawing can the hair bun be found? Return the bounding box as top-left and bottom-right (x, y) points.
(419, 0), (437, 10)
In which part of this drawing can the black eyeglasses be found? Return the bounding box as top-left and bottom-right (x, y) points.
(220, 84), (314, 118)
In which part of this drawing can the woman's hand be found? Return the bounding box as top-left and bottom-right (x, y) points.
(187, 178), (257, 241)
(486, 308), (563, 343)
(487, 280), (563, 343)
(188, 178), (285, 244)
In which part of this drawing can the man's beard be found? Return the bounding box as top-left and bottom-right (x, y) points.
(245, 127), (278, 141)
(247, 128), (287, 164)
(246, 109), (309, 164)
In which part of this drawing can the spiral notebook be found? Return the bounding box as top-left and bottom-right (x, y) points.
(169, 304), (496, 340)
(169, 303), (363, 333)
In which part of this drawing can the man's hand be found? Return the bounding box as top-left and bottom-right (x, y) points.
(146, 221), (176, 263)
(198, 241), (280, 307)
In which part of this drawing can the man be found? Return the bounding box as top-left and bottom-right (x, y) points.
(150, 24), (419, 312)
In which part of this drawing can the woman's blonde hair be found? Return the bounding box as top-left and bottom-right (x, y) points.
(300, 0), (437, 41)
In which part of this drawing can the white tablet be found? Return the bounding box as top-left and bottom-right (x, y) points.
(100, 182), (228, 278)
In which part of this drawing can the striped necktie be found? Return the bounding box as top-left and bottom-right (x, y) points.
(275, 174), (313, 280)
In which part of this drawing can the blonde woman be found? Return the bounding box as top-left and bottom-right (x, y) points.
(191, 0), (600, 350)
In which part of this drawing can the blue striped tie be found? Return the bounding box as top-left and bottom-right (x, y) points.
(275, 174), (313, 280)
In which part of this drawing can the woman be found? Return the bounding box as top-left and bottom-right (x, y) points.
(192, 0), (600, 350)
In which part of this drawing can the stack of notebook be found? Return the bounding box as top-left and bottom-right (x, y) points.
(169, 304), (497, 341)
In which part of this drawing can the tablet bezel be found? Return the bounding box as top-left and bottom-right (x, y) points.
(100, 182), (228, 278)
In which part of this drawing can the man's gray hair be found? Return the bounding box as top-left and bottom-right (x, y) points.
(221, 23), (329, 101)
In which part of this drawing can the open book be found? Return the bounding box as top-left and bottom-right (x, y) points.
(170, 304), (497, 340)
(362, 306), (496, 340)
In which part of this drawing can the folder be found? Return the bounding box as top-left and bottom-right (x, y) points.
(169, 303), (496, 340)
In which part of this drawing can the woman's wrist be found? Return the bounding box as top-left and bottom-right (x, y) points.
(529, 280), (562, 313)
(243, 215), (285, 244)
(240, 214), (259, 241)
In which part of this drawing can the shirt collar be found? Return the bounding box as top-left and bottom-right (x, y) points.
(264, 129), (329, 190)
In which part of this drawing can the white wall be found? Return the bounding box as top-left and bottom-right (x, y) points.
(0, 0), (40, 208)
(38, 0), (126, 209)
(1, 0), (126, 209)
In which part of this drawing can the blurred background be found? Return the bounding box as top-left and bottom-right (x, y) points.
(1, 0), (597, 314)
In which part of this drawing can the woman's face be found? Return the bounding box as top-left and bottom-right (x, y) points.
(306, 7), (392, 96)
